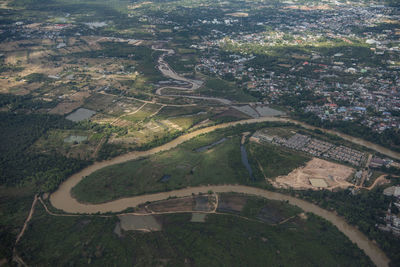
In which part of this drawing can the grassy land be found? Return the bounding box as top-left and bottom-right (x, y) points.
(17, 196), (372, 266)
(72, 130), (251, 203)
(121, 103), (161, 122)
(164, 54), (198, 73)
(198, 78), (255, 102)
(155, 105), (206, 119)
(247, 141), (310, 179)
(72, 124), (316, 204)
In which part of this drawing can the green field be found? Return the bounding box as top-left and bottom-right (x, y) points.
(155, 105), (206, 119)
(247, 141), (310, 179)
(16, 195), (372, 266)
(72, 125), (315, 204)
(72, 131), (250, 203)
(198, 78), (256, 102)
(164, 54), (198, 73)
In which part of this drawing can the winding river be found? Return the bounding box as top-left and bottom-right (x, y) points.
(49, 46), (400, 267)
(50, 116), (395, 267)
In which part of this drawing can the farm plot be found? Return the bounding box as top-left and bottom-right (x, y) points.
(82, 93), (118, 112)
(147, 197), (195, 213)
(145, 195), (215, 213)
(217, 193), (247, 213)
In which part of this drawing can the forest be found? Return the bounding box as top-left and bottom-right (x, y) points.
(295, 188), (400, 266)
(0, 112), (90, 192)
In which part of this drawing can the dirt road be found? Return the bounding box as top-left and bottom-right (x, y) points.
(13, 195), (38, 267)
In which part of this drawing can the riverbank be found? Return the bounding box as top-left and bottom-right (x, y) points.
(51, 184), (389, 267)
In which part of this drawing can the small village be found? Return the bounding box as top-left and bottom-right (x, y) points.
(251, 130), (367, 167)
(193, 2), (399, 135)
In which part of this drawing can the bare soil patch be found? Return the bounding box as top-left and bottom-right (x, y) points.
(147, 197), (195, 212)
(271, 158), (354, 190)
(146, 195), (214, 212)
(118, 214), (161, 232)
(194, 195), (213, 211)
(217, 194), (247, 213)
(49, 101), (82, 115)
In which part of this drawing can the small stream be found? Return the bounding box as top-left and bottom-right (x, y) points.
(240, 145), (254, 181)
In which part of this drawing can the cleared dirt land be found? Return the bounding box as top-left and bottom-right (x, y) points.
(118, 214), (161, 232)
(146, 195), (215, 213)
(271, 158), (354, 190)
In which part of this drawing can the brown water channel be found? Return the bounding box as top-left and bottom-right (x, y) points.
(49, 116), (395, 267)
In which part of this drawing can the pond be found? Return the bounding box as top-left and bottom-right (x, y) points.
(66, 108), (96, 122)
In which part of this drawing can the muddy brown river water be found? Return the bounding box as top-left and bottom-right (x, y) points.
(50, 116), (394, 267)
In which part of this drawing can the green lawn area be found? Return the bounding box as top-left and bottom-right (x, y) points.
(17, 196), (372, 266)
(247, 141), (310, 179)
(72, 131), (251, 203)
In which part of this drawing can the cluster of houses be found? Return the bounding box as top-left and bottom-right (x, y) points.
(304, 79), (400, 133)
(326, 146), (365, 167)
(369, 156), (399, 170)
(252, 131), (366, 167)
(194, 2), (399, 135)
